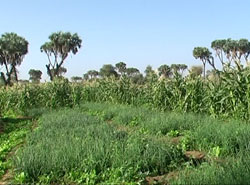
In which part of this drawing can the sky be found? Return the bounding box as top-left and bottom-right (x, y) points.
(1, 0), (250, 81)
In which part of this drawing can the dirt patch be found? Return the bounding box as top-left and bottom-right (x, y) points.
(170, 136), (183, 145)
(145, 171), (179, 185)
(185, 151), (205, 160)
(0, 170), (13, 185)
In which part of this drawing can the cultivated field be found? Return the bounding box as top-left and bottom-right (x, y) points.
(1, 71), (250, 184)
(1, 101), (250, 184)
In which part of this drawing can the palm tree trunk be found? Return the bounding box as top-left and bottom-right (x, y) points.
(12, 66), (18, 83)
(203, 62), (206, 79)
(46, 65), (53, 81)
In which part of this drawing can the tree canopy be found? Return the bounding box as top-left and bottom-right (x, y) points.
(193, 47), (215, 78)
(41, 31), (82, 81)
(158, 65), (172, 78)
(211, 39), (250, 70)
(189, 65), (203, 78)
(87, 70), (99, 79)
(0, 32), (28, 85)
(29, 69), (42, 83)
(99, 64), (118, 78)
(115, 62), (127, 75)
(126, 67), (140, 77)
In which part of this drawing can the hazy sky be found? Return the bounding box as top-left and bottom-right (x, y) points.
(1, 0), (250, 81)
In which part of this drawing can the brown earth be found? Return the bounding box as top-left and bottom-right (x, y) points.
(0, 170), (12, 185)
(145, 171), (179, 185)
(185, 151), (205, 160)
(170, 136), (183, 145)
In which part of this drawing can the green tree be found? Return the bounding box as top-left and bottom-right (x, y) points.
(145, 65), (157, 81)
(58, 67), (67, 76)
(87, 70), (99, 79)
(131, 73), (145, 84)
(50, 66), (67, 78)
(211, 39), (250, 71)
(28, 69), (42, 83)
(126, 67), (140, 77)
(115, 62), (127, 75)
(193, 47), (215, 78)
(40, 31), (82, 81)
(170, 64), (188, 77)
(238, 39), (250, 63)
(179, 64), (188, 75)
(0, 32), (28, 85)
(144, 65), (154, 78)
(211, 39), (227, 67)
(223, 39), (250, 70)
(83, 73), (89, 81)
(125, 67), (142, 83)
(99, 64), (118, 78)
(158, 65), (172, 78)
(189, 65), (203, 78)
(170, 64), (179, 73)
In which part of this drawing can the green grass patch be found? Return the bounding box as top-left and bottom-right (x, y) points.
(14, 108), (184, 184)
(80, 103), (250, 156)
(11, 103), (250, 184)
(171, 154), (250, 185)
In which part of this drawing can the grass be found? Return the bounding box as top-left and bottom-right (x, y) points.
(14, 108), (185, 184)
(80, 103), (250, 156)
(79, 103), (250, 184)
(171, 154), (250, 185)
(7, 102), (250, 184)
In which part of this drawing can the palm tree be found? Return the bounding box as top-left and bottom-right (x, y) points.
(158, 65), (172, 78)
(0, 32), (28, 85)
(41, 31), (82, 81)
(193, 47), (214, 79)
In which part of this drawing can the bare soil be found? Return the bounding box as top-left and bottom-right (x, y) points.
(145, 171), (179, 185)
(185, 151), (205, 160)
(0, 171), (12, 185)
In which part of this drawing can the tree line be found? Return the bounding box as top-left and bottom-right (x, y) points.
(74, 63), (188, 84)
(1, 31), (250, 86)
(193, 39), (250, 78)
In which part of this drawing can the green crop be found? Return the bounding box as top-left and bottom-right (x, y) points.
(2, 69), (250, 121)
(14, 108), (185, 184)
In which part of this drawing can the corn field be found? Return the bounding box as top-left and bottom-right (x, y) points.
(1, 68), (250, 120)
